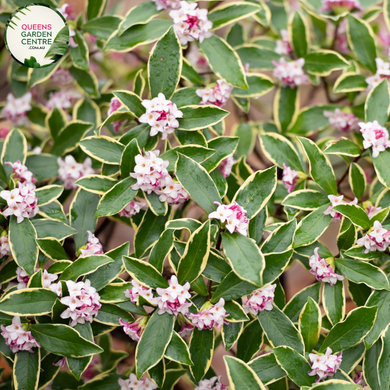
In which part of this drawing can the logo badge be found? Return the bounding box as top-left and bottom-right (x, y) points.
(4, 3), (69, 68)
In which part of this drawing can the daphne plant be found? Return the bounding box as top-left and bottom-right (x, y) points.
(1, 0), (390, 389)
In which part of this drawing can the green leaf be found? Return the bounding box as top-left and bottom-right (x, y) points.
(95, 303), (134, 325)
(165, 331), (193, 365)
(13, 349), (40, 390)
(236, 45), (280, 70)
(51, 121), (93, 156)
(35, 185), (63, 206)
(293, 205), (332, 247)
(123, 256), (168, 288)
(298, 137), (337, 194)
(32, 219), (77, 240)
(189, 328), (215, 382)
(290, 12), (309, 58)
(319, 306), (378, 353)
(59, 255), (113, 281)
(134, 209), (169, 257)
(231, 74), (274, 98)
(80, 136), (124, 165)
(105, 19), (172, 52)
(346, 14), (376, 73)
(258, 305), (305, 354)
(335, 257), (389, 290)
(136, 311), (174, 377)
(222, 233), (264, 287)
(86, 0), (106, 20)
(178, 105), (229, 131)
(248, 353), (286, 385)
(176, 154), (221, 213)
(263, 250), (293, 285)
(69, 67), (100, 98)
(38, 353), (62, 389)
(177, 221), (210, 284)
(289, 104), (342, 136)
(233, 166), (276, 219)
(272, 346), (315, 387)
(171, 87), (202, 108)
(324, 138), (362, 157)
(373, 149), (390, 188)
(378, 325), (390, 390)
(0, 288), (57, 316)
(75, 175), (118, 195)
(202, 136), (239, 171)
(282, 190), (329, 210)
(333, 72), (367, 93)
(236, 319), (263, 362)
(9, 216), (38, 276)
(25, 153), (59, 181)
(303, 50), (349, 76)
(364, 338), (382, 390)
(323, 280), (345, 326)
(83, 15), (122, 40)
(95, 177), (137, 217)
(284, 283), (321, 323)
(70, 30), (89, 71)
(149, 230), (174, 273)
(365, 78), (390, 126)
(332, 204), (370, 229)
(349, 163), (366, 200)
(113, 90), (145, 118)
(222, 322), (243, 350)
(259, 132), (304, 172)
(117, 1), (160, 36)
(261, 218), (296, 254)
(224, 355), (267, 390)
(203, 249), (232, 283)
(30, 323), (103, 358)
(199, 35), (247, 88)
(208, 2), (261, 30)
(226, 22), (244, 47)
(1, 128), (27, 179)
(148, 26), (181, 99)
(70, 188), (100, 251)
(181, 58), (203, 85)
(299, 297), (321, 353)
(161, 369), (186, 390)
(274, 87), (299, 133)
(37, 238), (68, 261)
(364, 287), (390, 348)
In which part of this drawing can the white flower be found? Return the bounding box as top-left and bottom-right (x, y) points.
(209, 202), (249, 236)
(195, 376), (228, 390)
(219, 156), (235, 178)
(0, 235), (10, 258)
(320, 0), (362, 12)
(309, 348), (342, 382)
(157, 176), (189, 205)
(42, 270), (58, 288)
(359, 120), (390, 158)
(57, 155), (94, 189)
(309, 248), (344, 286)
(275, 29), (291, 56)
(1, 93), (32, 126)
(273, 58), (310, 88)
(79, 231), (104, 257)
(49, 281), (62, 296)
(152, 0), (181, 11)
(119, 200), (148, 218)
(323, 109), (359, 132)
(46, 89), (81, 110)
(196, 80), (233, 107)
(282, 164), (299, 193)
(169, 1), (212, 45)
(323, 195), (358, 220)
(188, 298), (229, 330)
(357, 221), (390, 253)
(243, 284), (276, 316)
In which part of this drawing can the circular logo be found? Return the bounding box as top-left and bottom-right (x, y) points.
(4, 3), (69, 68)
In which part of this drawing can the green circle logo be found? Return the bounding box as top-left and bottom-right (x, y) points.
(4, 3), (69, 68)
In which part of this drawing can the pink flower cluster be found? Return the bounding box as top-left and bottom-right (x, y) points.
(1, 92), (32, 126)
(275, 29), (292, 56)
(154, 275), (192, 316)
(79, 231), (104, 257)
(125, 279), (155, 304)
(196, 80), (233, 108)
(309, 248), (344, 286)
(139, 93), (183, 140)
(209, 201), (249, 236)
(119, 317), (147, 342)
(178, 321), (194, 337)
(16, 267), (30, 289)
(130, 151), (189, 205)
(1, 316), (40, 353)
(365, 203), (382, 218)
(107, 97), (124, 133)
(187, 45), (209, 72)
(242, 284), (276, 316)
(356, 221), (390, 253)
(46, 88), (81, 110)
(273, 58), (310, 88)
(320, 0), (362, 13)
(119, 374), (157, 390)
(57, 155), (95, 189)
(51, 68), (73, 85)
(0, 234), (10, 258)
(169, 1), (212, 45)
(60, 280), (101, 326)
(219, 156), (235, 178)
(119, 200), (147, 218)
(1, 184), (39, 224)
(195, 376), (228, 390)
(282, 164), (299, 193)
(188, 298), (229, 330)
(353, 370), (366, 386)
(152, 0), (181, 10)
(359, 120), (390, 158)
(323, 109), (359, 132)
(366, 58), (390, 89)
(323, 195), (358, 220)
(5, 161), (35, 187)
(309, 348), (342, 382)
